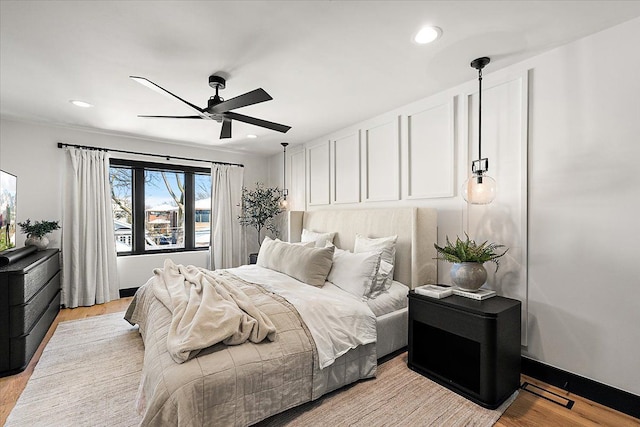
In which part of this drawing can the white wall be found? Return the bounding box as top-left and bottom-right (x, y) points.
(522, 17), (640, 396)
(272, 17), (640, 396)
(0, 118), (270, 288)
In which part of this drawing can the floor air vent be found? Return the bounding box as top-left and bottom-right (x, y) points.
(521, 382), (575, 409)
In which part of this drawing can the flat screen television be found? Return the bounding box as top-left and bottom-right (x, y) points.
(0, 170), (17, 252)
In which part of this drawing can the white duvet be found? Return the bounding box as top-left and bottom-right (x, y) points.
(228, 265), (377, 369)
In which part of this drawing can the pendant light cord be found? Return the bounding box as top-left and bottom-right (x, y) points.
(281, 142), (288, 199)
(478, 67), (483, 164)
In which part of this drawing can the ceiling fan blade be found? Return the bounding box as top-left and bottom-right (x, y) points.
(225, 112), (291, 133)
(130, 76), (208, 117)
(138, 115), (204, 119)
(220, 118), (232, 139)
(209, 88), (272, 113)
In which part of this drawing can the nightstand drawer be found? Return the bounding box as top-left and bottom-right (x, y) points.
(410, 297), (492, 343)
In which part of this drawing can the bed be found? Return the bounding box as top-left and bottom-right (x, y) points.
(125, 207), (437, 426)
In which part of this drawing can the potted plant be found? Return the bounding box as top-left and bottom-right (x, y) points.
(434, 233), (508, 291)
(18, 219), (60, 251)
(238, 183), (284, 263)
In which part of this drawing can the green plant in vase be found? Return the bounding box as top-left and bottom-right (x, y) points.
(18, 219), (60, 251)
(434, 233), (508, 291)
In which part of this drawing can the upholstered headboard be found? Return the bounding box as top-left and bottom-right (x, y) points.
(288, 208), (437, 289)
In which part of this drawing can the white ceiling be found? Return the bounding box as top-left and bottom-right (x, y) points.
(2, 1), (640, 155)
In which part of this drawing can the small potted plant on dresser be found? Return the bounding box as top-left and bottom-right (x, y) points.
(18, 219), (60, 251)
(238, 183), (284, 264)
(434, 233), (508, 291)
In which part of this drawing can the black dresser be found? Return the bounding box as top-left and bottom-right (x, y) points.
(0, 249), (61, 376)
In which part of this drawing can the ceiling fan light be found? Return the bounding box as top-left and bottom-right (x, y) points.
(462, 173), (496, 205)
(414, 26), (442, 44)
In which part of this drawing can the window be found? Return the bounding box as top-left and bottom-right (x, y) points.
(109, 159), (211, 255)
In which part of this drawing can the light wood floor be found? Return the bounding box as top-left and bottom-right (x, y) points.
(1, 298), (638, 426)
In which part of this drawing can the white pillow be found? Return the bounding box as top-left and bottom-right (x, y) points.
(301, 228), (337, 248)
(354, 234), (398, 295)
(327, 248), (381, 299)
(291, 241), (315, 248)
(257, 237), (334, 287)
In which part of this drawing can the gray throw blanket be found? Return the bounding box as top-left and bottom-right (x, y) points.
(152, 259), (276, 363)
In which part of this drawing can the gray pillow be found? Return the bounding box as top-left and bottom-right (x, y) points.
(257, 237), (335, 287)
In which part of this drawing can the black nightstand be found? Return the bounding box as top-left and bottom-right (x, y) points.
(408, 291), (521, 409)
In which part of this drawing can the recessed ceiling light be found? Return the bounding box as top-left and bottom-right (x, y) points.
(414, 26), (442, 44)
(69, 100), (93, 108)
(247, 134), (257, 139)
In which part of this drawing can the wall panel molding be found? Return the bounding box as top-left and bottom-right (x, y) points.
(405, 97), (455, 199)
(289, 149), (306, 211)
(362, 116), (400, 202)
(332, 131), (361, 204)
(307, 141), (330, 206)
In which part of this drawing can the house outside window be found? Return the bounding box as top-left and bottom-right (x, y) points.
(109, 159), (211, 255)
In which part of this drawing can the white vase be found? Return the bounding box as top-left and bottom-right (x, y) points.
(450, 262), (487, 291)
(25, 235), (49, 251)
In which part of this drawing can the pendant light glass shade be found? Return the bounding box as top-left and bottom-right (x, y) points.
(462, 173), (496, 204)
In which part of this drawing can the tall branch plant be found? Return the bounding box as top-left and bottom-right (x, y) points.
(238, 183), (284, 247)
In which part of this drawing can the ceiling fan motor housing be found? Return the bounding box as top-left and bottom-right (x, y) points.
(209, 75), (226, 90)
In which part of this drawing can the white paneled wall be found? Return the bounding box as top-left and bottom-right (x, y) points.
(292, 67), (529, 346)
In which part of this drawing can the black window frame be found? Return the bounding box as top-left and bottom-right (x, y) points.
(110, 158), (211, 256)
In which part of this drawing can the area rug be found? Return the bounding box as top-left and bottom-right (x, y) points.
(7, 312), (516, 427)
(5, 312), (144, 427)
(257, 354), (516, 427)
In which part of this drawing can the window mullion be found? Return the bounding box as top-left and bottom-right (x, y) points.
(185, 173), (195, 249)
(133, 167), (146, 254)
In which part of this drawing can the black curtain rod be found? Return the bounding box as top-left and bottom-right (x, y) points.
(56, 142), (244, 168)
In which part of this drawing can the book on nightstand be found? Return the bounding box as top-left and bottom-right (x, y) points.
(452, 288), (496, 300)
(414, 284), (453, 299)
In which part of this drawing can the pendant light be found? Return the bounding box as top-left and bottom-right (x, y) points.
(280, 142), (289, 209)
(462, 57), (496, 205)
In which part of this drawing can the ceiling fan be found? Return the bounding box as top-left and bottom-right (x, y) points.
(130, 74), (291, 139)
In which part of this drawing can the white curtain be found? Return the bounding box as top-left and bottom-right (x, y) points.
(62, 148), (119, 308)
(210, 164), (245, 269)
